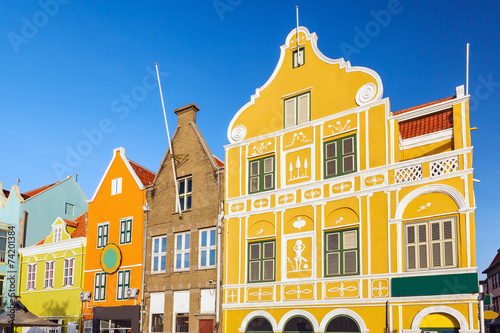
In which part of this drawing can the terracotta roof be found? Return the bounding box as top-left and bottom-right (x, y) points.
(22, 181), (60, 199)
(213, 155), (224, 167)
(483, 249), (500, 274)
(70, 212), (87, 238)
(62, 218), (78, 228)
(128, 159), (156, 187)
(399, 110), (453, 140)
(393, 96), (454, 115)
(35, 237), (47, 246)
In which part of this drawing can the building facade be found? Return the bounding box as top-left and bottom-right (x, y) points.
(223, 27), (479, 333)
(142, 103), (224, 333)
(483, 249), (500, 333)
(18, 213), (87, 333)
(0, 176), (87, 311)
(81, 147), (155, 333)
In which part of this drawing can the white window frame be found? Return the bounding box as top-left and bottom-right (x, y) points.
(63, 258), (75, 287)
(405, 218), (457, 271)
(44, 261), (55, 289)
(97, 223), (109, 249)
(177, 176), (192, 212)
(199, 228), (216, 269)
(53, 226), (62, 243)
(44, 319), (62, 333)
(152, 236), (167, 273)
(27, 263), (36, 290)
(284, 92), (310, 128)
(120, 218), (133, 245)
(174, 232), (190, 271)
(111, 177), (122, 195)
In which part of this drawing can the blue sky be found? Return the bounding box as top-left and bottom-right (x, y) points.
(1, 1), (499, 276)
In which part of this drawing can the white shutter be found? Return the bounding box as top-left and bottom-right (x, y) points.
(263, 158), (273, 173)
(297, 94), (309, 124)
(285, 99), (296, 128)
(343, 230), (357, 249)
(250, 161), (259, 176)
(432, 243), (441, 267)
(250, 178), (259, 192)
(407, 245), (416, 269)
(418, 244), (428, 269)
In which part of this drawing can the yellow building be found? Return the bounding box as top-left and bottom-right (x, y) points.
(223, 27), (478, 333)
(18, 213), (87, 333)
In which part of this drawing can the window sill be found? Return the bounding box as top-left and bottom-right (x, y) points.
(173, 269), (190, 273)
(151, 270), (167, 274)
(196, 267), (216, 271)
(172, 209), (192, 215)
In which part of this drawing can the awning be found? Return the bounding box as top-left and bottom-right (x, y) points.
(0, 301), (60, 327)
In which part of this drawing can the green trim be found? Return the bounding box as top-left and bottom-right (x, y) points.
(245, 316), (274, 333)
(247, 240), (275, 283)
(323, 134), (357, 179)
(97, 224), (109, 248)
(94, 272), (106, 301)
(248, 156), (275, 194)
(391, 272), (479, 297)
(324, 228), (360, 277)
(120, 219), (132, 244)
(325, 315), (360, 333)
(116, 269), (131, 300)
(283, 316), (313, 333)
(292, 47), (305, 68)
(283, 91), (311, 128)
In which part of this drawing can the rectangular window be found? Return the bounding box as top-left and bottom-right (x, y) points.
(405, 218), (457, 271)
(175, 232), (190, 271)
(284, 92), (310, 128)
(44, 261), (55, 289)
(83, 320), (92, 333)
(45, 319), (62, 333)
(175, 315), (189, 333)
(152, 236), (167, 273)
(120, 218), (132, 244)
(0, 275), (4, 307)
(178, 177), (192, 211)
(63, 258), (74, 287)
(111, 177), (122, 195)
(116, 270), (131, 300)
(151, 314), (164, 333)
(292, 47), (305, 68)
(248, 240), (275, 283)
(325, 228), (359, 276)
(324, 134), (356, 178)
(94, 272), (106, 301)
(0, 230), (7, 263)
(199, 228), (216, 269)
(65, 203), (74, 216)
(249, 156), (275, 194)
(27, 263), (36, 290)
(97, 224), (109, 248)
(53, 226), (62, 243)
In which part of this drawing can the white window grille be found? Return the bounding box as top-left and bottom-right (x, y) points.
(44, 261), (55, 289)
(430, 156), (459, 177)
(63, 258), (75, 287)
(395, 165), (423, 183)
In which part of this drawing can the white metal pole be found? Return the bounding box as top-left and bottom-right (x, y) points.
(466, 43), (470, 96)
(479, 284), (485, 333)
(155, 63), (182, 217)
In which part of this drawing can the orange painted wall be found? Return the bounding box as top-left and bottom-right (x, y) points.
(83, 149), (147, 318)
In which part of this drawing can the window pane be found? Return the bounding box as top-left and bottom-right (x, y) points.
(161, 238), (167, 252)
(177, 235), (182, 250)
(343, 137), (354, 155)
(153, 257), (158, 272)
(161, 256), (166, 271)
(344, 250), (358, 274)
(444, 241), (454, 266)
(432, 243), (441, 267)
(186, 195), (192, 209)
(326, 142), (337, 159)
(407, 226), (415, 244)
(185, 234), (190, 249)
(180, 197), (185, 211)
(249, 244), (261, 260)
(431, 222), (440, 241)
(201, 250), (207, 267)
(154, 239), (159, 254)
(407, 245), (416, 270)
(418, 244), (428, 269)
(418, 224), (427, 242)
(201, 231), (207, 247)
(327, 233), (339, 251)
(210, 249), (216, 266)
(176, 254), (182, 269)
(264, 174), (273, 190)
(443, 221), (453, 239)
(184, 253), (190, 268)
(179, 180), (185, 194)
(264, 158), (273, 173)
(210, 230), (216, 246)
(250, 161), (259, 177)
(250, 177), (259, 192)
(263, 260), (274, 280)
(327, 252), (339, 275)
(249, 261), (260, 282)
(263, 242), (274, 259)
(343, 155), (354, 173)
(326, 160), (337, 177)
(187, 178), (192, 192)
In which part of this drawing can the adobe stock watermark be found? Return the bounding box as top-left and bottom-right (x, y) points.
(7, 0), (72, 54)
(339, 0), (410, 59)
(213, 0), (243, 21)
(51, 66), (169, 179)
(470, 74), (500, 112)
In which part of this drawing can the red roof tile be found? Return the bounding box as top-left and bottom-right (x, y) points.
(393, 96), (454, 115)
(128, 159), (156, 187)
(62, 219), (78, 228)
(483, 249), (500, 274)
(399, 110), (453, 140)
(22, 181), (60, 199)
(70, 212), (87, 238)
(213, 155), (224, 167)
(35, 237), (47, 245)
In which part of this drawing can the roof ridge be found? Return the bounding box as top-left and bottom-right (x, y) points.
(128, 159), (156, 175)
(393, 96), (454, 115)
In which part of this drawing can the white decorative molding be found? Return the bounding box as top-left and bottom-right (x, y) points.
(318, 309), (369, 333)
(231, 125), (247, 142)
(394, 184), (467, 219)
(401, 128), (454, 150)
(238, 310), (279, 332)
(277, 309), (319, 333)
(409, 305), (469, 332)
(285, 131), (312, 147)
(395, 165), (423, 184)
(356, 83), (377, 105)
(431, 156), (459, 177)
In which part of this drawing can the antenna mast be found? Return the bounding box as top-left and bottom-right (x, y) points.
(466, 43), (470, 95)
(155, 63), (183, 218)
(296, 6), (301, 66)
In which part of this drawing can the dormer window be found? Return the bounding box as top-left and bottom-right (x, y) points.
(293, 47), (305, 68)
(284, 92), (310, 128)
(53, 226), (62, 242)
(111, 177), (122, 195)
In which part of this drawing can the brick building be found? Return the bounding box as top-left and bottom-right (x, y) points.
(143, 103), (224, 333)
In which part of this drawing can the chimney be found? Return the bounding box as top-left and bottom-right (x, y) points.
(174, 103), (200, 126)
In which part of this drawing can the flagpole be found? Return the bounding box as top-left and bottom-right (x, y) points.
(155, 63), (182, 218)
(296, 6), (301, 66)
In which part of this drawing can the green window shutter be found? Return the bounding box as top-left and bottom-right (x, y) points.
(249, 156), (275, 194)
(325, 229), (359, 277)
(324, 135), (356, 179)
(248, 240), (275, 283)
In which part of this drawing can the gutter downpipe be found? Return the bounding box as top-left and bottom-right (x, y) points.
(216, 167), (223, 332)
(140, 202), (150, 333)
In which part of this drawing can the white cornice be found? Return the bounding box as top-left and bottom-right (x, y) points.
(390, 95), (469, 122)
(18, 237), (86, 256)
(401, 128), (454, 150)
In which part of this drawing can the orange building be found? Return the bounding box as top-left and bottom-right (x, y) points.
(82, 147), (155, 333)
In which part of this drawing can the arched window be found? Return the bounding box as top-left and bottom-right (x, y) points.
(284, 316), (313, 333)
(246, 317), (273, 333)
(326, 316), (360, 333)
